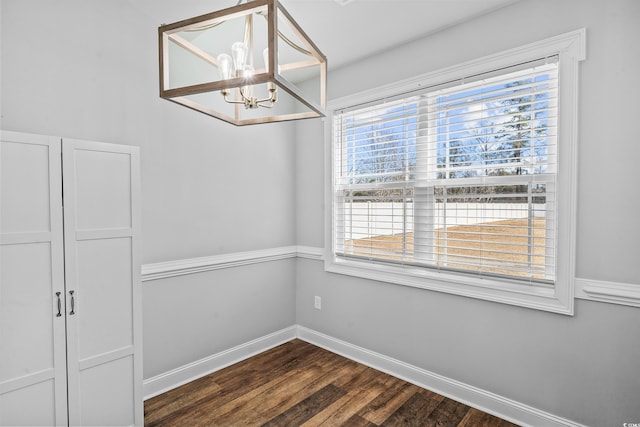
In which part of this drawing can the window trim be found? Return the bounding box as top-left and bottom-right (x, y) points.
(324, 29), (585, 315)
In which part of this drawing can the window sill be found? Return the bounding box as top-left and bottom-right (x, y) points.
(325, 255), (574, 315)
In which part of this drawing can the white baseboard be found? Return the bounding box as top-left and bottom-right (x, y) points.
(144, 324), (584, 426)
(296, 326), (585, 427)
(143, 326), (297, 400)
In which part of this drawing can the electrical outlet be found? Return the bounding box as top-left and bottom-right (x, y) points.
(314, 296), (322, 310)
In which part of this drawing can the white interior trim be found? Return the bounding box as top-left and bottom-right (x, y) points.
(141, 245), (324, 281)
(296, 245), (324, 261)
(141, 246), (298, 281)
(141, 245), (639, 309)
(575, 278), (640, 308)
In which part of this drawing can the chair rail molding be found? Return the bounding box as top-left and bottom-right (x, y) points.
(141, 245), (640, 310)
(296, 245), (324, 261)
(141, 245), (323, 282)
(141, 246), (299, 281)
(575, 278), (640, 308)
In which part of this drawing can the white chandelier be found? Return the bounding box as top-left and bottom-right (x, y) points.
(159, 0), (327, 126)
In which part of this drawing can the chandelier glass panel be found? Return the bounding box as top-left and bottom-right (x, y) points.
(158, 0), (327, 125)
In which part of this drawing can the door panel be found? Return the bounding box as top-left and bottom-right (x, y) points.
(79, 355), (135, 427)
(0, 140), (52, 233)
(0, 132), (67, 426)
(63, 139), (142, 426)
(0, 378), (57, 426)
(0, 243), (56, 379)
(76, 237), (133, 360)
(74, 149), (132, 230)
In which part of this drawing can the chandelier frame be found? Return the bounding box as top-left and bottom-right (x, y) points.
(158, 0), (327, 126)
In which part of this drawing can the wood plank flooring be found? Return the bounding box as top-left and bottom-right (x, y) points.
(145, 339), (518, 427)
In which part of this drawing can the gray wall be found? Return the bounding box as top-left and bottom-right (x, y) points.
(144, 260), (295, 378)
(295, 0), (640, 426)
(1, 0), (297, 379)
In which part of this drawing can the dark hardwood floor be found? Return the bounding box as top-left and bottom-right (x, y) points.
(145, 339), (518, 427)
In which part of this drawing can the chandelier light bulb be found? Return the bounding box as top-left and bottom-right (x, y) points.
(242, 64), (255, 79)
(216, 54), (233, 81)
(231, 42), (249, 75)
(242, 64), (255, 100)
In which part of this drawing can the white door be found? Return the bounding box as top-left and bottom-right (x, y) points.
(0, 132), (68, 426)
(62, 139), (142, 427)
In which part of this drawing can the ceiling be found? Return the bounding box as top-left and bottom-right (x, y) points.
(282, 0), (519, 70)
(139, 0), (519, 71)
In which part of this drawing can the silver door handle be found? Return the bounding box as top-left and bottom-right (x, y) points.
(56, 292), (62, 317)
(69, 290), (76, 315)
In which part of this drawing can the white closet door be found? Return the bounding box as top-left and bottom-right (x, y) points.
(0, 132), (68, 426)
(62, 139), (142, 427)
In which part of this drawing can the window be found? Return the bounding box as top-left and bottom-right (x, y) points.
(326, 30), (585, 314)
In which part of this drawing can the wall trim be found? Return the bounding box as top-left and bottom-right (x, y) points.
(296, 245), (324, 261)
(575, 278), (640, 308)
(296, 326), (586, 427)
(142, 246), (326, 281)
(141, 246), (299, 281)
(142, 245), (640, 310)
(143, 326), (297, 400)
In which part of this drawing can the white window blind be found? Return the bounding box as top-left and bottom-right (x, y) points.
(333, 58), (558, 284)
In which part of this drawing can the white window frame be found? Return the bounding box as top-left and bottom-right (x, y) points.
(324, 29), (585, 315)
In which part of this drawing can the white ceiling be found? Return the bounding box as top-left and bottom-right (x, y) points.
(282, 0), (519, 70)
(140, 0), (519, 71)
